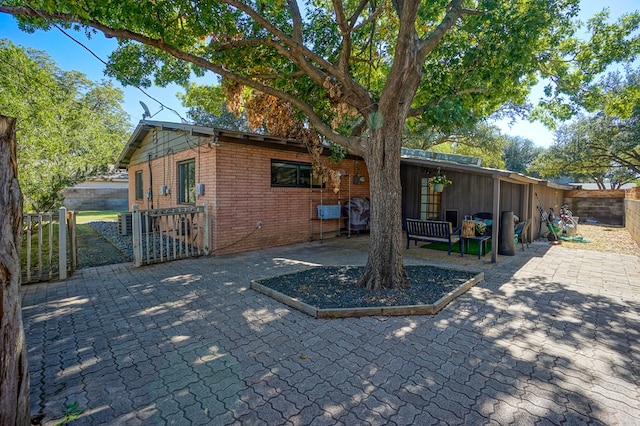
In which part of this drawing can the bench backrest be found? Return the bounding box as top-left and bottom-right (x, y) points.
(405, 219), (453, 238)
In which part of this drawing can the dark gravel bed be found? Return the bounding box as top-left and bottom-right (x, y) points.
(256, 266), (477, 309)
(86, 221), (202, 264)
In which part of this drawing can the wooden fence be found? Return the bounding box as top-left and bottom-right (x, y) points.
(22, 207), (76, 284)
(132, 205), (209, 267)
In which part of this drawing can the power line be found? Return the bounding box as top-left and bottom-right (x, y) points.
(23, 3), (188, 123)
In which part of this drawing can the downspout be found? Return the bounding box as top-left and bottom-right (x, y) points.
(148, 153), (154, 209)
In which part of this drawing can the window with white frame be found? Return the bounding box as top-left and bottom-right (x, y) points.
(420, 177), (441, 220)
(135, 171), (144, 200)
(178, 160), (196, 204)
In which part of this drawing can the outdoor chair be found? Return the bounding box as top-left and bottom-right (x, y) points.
(514, 219), (532, 250)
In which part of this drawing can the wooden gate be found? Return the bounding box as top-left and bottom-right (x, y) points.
(131, 205), (209, 266)
(22, 207), (77, 284)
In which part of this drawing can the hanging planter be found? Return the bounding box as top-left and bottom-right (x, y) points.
(430, 169), (452, 192)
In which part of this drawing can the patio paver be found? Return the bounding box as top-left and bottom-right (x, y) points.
(21, 237), (640, 425)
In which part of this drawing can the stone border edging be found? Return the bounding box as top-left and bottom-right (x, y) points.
(250, 271), (484, 318)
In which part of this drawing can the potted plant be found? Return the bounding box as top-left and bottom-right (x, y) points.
(475, 221), (487, 236)
(430, 173), (452, 192)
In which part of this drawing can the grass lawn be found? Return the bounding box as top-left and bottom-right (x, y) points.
(21, 210), (122, 279)
(75, 210), (120, 224)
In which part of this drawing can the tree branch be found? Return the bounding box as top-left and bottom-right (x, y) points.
(417, 0), (479, 60)
(352, 1), (386, 32)
(349, 0), (372, 30)
(0, 5), (359, 151)
(331, 0), (353, 78)
(219, 0), (373, 121)
(287, 0), (303, 43)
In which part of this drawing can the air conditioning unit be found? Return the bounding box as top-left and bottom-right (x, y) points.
(118, 212), (149, 235)
(118, 212), (133, 235)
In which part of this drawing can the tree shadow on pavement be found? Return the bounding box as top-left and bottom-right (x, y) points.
(20, 242), (640, 425)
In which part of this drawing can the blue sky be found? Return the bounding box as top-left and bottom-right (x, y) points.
(1, 1), (638, 147)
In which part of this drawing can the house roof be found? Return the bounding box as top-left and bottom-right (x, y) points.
(117, 120), (572, 190)
(569, 182), (637, 190)
(400, 148), (572, 189)
(117, 120), (306, 168)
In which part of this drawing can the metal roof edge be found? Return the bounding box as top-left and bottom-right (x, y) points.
(399, 153), (573, 189)
(117, 120), (307, 168)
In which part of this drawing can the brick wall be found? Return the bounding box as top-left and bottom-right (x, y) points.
(212, 143), (370, 255)
(625, 187), (640, 246)
(126, 140), (370, 255)
(563, 189), (625, 225)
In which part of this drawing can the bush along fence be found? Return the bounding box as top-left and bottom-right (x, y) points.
(131, 204), (209, 267)
(22, 207), (77, 284)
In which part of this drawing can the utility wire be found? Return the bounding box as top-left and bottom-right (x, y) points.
(24, 3), (188, 123)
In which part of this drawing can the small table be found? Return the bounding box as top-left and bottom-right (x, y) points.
(460, 235), (491, 259)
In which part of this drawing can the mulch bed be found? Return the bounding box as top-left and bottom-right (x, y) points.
(255, 265), (477, 309)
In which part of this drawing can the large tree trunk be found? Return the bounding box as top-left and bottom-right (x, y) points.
(356, 29), (423, 291)
(357, 114), (410, 291)
(0, 116), (30, 426)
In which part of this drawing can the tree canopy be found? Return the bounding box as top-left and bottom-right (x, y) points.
(529, 110), (640, 189)
(0, 39), (130, 212)
(529, 68), (640, 188)
(502, 136), (544, 176)
(2, 1), (639, 289)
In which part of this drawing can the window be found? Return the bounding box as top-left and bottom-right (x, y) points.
(271, 160), (322, 188)
(135, 171), (144, 200)
(178, 160), (196, 204)
(420, 177), (441, 220)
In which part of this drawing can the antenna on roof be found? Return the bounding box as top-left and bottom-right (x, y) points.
(140, 101), (152, 119)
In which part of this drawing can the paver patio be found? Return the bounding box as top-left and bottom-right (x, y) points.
(22, 237), (640, 425)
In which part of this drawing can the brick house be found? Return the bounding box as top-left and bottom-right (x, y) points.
(117, 120), (371, 255)
(117, 120), (571, 259)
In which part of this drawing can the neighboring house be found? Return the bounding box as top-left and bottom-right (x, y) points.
(117, 120), (572, 260)
(62, 171), (129, 211)
(570, 182), (637, 190)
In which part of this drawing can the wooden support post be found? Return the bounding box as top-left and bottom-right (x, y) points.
(491, 176), (501, 263)
(202, 203), (210, 255)
(58, 207), (68, 280)
(132, 204), (142, 267)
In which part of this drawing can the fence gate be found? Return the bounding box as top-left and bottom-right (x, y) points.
(131, 205), (209, 267)
(22, 207), (77, 284)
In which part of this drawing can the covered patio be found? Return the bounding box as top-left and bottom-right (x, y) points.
(400, 150), (572, 262)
